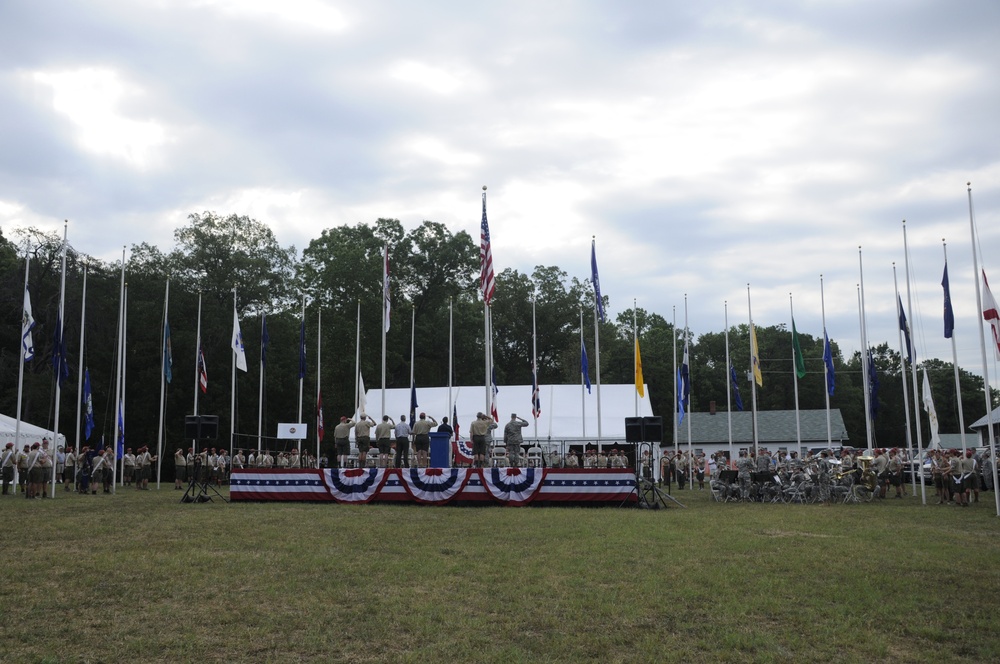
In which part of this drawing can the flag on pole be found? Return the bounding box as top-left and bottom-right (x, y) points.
(198, 346), (208, 393)
(729, 365), (744, 411)
(922, 367), (941, 448)
(453, 402), (460, 442)
(531, 363), (541, 418)
(942, 262), (955, 339)
(261, 314), (270, 367)
(897, 295), (913, 363)
(581, 339), (592, 394)
(232, 308), (247, 372)
(983, 270), (1000, 360)
(117, 397), (125, 460)
(480, 192), (496, 305)
(163, 319), (173, 384)
(358, 372), (368, 416)
(317, 391), (325, 443)
(635, 337), (645, 397)
(21, 286), (35, 361)
(591, 239), (605, 322)
(298, 317), (307, 379)
(867, 348), (880, 421)
(383, 244), (392, 332)
(676, 368), (685, 425)
(83, 368), (95, 440)
(823, 330), (835, 396)
(51, 313), (70, 385)
(791, 318), (806, 379)
(409, 381), (418, 424)
(680, 343), (690, 414)
(750, 324), (763, 386)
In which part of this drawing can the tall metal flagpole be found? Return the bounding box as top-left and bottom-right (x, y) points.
(317, 308), (322, 466)
(156, 279), (169, 489)
(966, 183), (1000, 516)
(410, 305), (416, 422)
(382, 242), (390, 420)
(902, 223), (927, 504)
(790, 294), (802, 454)
(258, 313), (265, 455)
(942, 240), (968, 454)
(580, 308), (586, 438)
(231, 289), (238, 457)
(49, 223), (69, 497)
(354, 301), (361, 415)
(297, 294), (305, 456)
(484, 299), (491, 414)
(448, 298), (454, 443)
(593, 239), (603, 440)
(724, 301), (734, 465)
(117, 283), (127, 493)
(892, 264), (916, 497)
(672, 306), (678, 455)
(74, 260), (88, 476)
(858, 248), (874, 451)
(532, 293), (539, 440)
(748, 285), (760, 457)
(193, 292), (202, 454)
(633, 302), (639, 416)
(684, 294), (693, 487)
(110, 245), (125, 496)
(820, 276), (833, 451)
(14, 255), (33, 495)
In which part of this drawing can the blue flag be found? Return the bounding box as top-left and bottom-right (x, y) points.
(83, 368), (95, 440)
(823, 330), (835, 396)
(591, 239), (605, 322)
(163, 319), (173, 384)
(117, 398), (125, 459)
(581, 339), (592, 394)
(942, 262), (955, 339)
(51, 313), (70, 385)
(298, 317), (307, 379)
(898, 295), (913, 363)
(730, 365), (744, 411)
(676, 368), (685, 425)
(679, 344), (691, 413)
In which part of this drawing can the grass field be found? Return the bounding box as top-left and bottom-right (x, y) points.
(3, 484), (1000, 663)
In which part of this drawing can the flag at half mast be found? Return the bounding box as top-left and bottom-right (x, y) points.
(750, 323), (763, 387)
(983, 270), (1000, 360)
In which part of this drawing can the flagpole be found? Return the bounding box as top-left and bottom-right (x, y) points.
(448, 298), (454, 453)
(820, 276), (833, 453)
(231, 289), (238, 457)
(258, 313), (265, 455)
(580, 308), (587, 438)
(382, 242), (390, 420)
(633, 302), (639, 416)
(410, 305), (416, 424)
(193, 292), (202, 455)
(858, 247), (874, 452)
(48, 222), (69, 498)
(110, 247), (125, 495)
(117, 283), (128, 493)
(594, 268), (602, 440)
(156, 278), (169, 489)
(74, 260), (88, 479)
(892, 264), (916, 498)
(748, 284), (760, 457)
(684, 294), (692, 487)
(354, 300), (361, 415)
(966, 183), (1000, 516)
(790, 294), (802, 454)
(317, 308), (322, 466)
(297, 294), (305, 456)
(942, 241), (969, 454)
(672, 305), (678, 455)
(532, 293), (539, 441)
(902, 221), (927, 504)
(14, 255), (32, 495)
(724, 301), (733, 464)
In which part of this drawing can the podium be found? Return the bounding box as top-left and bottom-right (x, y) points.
(429, 432), (451, 468)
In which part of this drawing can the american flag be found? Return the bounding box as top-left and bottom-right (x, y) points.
(480, 192), (496, 305)
(531, 363), (541, 418)
(198, 346), (208, 393)
(383, 243), (391, 333)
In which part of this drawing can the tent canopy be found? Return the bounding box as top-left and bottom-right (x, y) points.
(0, 414), (68, 448)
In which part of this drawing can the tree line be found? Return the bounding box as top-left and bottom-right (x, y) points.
(1, 213), (995, 452)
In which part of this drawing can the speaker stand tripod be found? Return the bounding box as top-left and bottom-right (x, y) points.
(180, 460), (229, 504)
(627, 442), (685, 509)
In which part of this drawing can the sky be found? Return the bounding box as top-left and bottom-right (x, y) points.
(2, 0), (999, 382)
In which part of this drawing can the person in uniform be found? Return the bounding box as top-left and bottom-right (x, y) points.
(502, 414), (529, 467)
(63, 447), (77, 491)
(374, 416), (395, 468)
(958, 450), (976, 507)
(138, 446), (156, 490)
(564, 450), (579, 468)
(174, 448), (187, 489)
(872, 448), (889, 499)
(736, 450), (754, 501)
(216, 449), (228, 485)
(675, 451), (689, 490)
(394, 415), (412, 469)
(2, 442), (16, 495)
(468, 413), (496, 469)
(90, 449), (106, 495)
(333, 416), (356, 469)
(354, 414), (376, 467)
(411, 412), (438, 468)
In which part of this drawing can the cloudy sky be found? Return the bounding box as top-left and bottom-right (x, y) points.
(2, 0), (999, 378)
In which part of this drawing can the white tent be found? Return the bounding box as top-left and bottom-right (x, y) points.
(0, 414), (68, 449)
(357, 383), (654, 443)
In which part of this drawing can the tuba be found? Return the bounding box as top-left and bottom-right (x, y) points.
(856, 456), (877, 491)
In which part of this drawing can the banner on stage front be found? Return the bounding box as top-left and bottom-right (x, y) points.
(277, 423), (308, 440)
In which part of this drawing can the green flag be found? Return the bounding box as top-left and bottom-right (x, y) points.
(792, 318), (806, 379)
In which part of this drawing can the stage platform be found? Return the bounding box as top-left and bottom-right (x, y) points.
(230, 467), (638, 506)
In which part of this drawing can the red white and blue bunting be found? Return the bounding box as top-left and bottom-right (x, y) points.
(480, 467), (545, 506)
(452, 439), (474, 465)
(398, 467), (472, 504)
(321, 468), (389, 503)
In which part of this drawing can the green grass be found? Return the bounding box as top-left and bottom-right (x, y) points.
(2, 486), (1000, 663)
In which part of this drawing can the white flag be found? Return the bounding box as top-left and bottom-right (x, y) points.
(983, 270), (1000, 360)
(921, 368), (941, 448)
(358, 371), (368, 417)
(22, 287), (35, 361)
(232, 308), (248, 372)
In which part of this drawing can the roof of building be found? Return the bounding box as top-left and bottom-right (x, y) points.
(675, 409), (849, 445)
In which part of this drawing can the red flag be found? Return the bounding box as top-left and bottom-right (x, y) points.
(480, 192), (496, 305)
(198, 346), (208, 393)
(984, 270), (1000, 360)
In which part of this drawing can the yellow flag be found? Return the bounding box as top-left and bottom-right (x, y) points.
(750, 324), (763, 386)
(635, 337), (645, 397)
